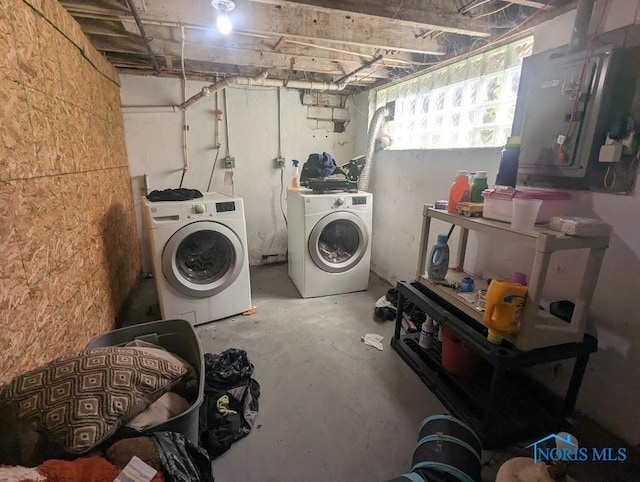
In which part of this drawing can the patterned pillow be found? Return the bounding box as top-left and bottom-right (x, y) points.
(0, 347), (187, 454)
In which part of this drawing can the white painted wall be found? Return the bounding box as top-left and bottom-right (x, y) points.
(363, 1), (640, 444)
(120, 75), (362, 270)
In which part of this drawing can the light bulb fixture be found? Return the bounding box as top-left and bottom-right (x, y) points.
(216, 13), (232, 35)
(212, 0), (235, 35)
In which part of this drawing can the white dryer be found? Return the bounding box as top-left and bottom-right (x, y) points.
(288, 189), (373, 298)
(144, 192), (252, 325)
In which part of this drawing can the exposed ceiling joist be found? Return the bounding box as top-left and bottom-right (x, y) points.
(63, 0), (447, 55)
(119, 22), (417, 68)
(244, 0), (493, 37)
(507, 0), (551, 7)
(87, 33), (391, 78)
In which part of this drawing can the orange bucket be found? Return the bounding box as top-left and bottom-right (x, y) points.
(441, 328), (481, 377)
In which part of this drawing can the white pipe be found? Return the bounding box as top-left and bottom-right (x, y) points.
(122, 105), (181, 113)
(180, 26), (189, 179)
(122, 75), (347, 113)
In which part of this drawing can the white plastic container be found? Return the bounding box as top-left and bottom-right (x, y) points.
(511, 198), (543, 232)
(482, 188), (572, 223)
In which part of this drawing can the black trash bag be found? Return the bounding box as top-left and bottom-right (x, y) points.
(385, 288), (398, 306)
(200, 379), (260, 458)
(151, 431), (214, 482)
(199, 349), (261, 459)
(203, 348), (255, 389)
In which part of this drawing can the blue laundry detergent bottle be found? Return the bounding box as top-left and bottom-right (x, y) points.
(428, 234), (450, 281)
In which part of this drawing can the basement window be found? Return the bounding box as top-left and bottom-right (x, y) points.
(377, 36), (533, 150)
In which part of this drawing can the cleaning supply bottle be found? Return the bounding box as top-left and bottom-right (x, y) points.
(289, 160), (300, 191)
(447, 170), (471, 214)
(495, 137), (520, 188)
(427, 234), (450, 281)
(470, 171), (488, 203)
(482, 280), (528, 344)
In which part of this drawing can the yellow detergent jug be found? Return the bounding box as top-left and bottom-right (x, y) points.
(483, 280), (528, 344)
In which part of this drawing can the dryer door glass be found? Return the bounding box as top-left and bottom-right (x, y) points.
(162, 221), (244, 298)
(318, 220), (359, 264)
(176, 231), (233, 284)
(309, 212), (369, 273)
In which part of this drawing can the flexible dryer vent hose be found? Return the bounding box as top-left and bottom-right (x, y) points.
(358, 104), (391, 192)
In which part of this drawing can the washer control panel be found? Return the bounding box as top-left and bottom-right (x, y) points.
(352, 196), (367, 205)
(215, 201), (236, 213)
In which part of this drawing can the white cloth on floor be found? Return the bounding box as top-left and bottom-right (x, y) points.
(362, 333), (384, 351)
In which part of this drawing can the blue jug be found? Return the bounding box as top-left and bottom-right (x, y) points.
(428, 234), (450, 281)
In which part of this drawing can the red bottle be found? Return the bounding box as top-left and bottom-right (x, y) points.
(447, 170), (471, 214)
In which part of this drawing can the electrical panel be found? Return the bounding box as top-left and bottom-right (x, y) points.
(512, 45), (640, 192)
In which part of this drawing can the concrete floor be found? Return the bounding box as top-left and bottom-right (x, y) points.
(127, 264), (449, 481)
(122, 263), (640, 482)
(200, 264), (446, 482)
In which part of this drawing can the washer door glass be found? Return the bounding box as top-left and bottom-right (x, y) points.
(176, 231), (233, 284)
(309, 212), (369, 273)
(162, 221), (244, 298)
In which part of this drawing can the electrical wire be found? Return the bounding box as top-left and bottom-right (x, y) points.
(280, 167), (288, 229)
(604, 164), (616, 190)
(207, 149), (220, 192)
(559, 0), (610, 162)
(277, 88), (288, 229)
(223, 89), (231, 156)
(474, 2), (513, 19)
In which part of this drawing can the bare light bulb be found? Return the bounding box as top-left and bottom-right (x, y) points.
(216, 13), (232, 35)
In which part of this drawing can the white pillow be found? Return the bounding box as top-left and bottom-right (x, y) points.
(126, 392), (190, 431)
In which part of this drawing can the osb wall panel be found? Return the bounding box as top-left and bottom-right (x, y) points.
(0, 0), (140, 383)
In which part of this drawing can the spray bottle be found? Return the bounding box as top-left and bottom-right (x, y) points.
(290, 160), (300, 191)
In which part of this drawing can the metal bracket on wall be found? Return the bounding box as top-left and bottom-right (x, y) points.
(224, 157), (236, 169)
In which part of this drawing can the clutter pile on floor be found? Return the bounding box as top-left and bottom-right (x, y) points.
(375, 288), (426, 330)
(0, 342), (260, 481)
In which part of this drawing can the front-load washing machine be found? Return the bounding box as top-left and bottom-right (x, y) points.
(288, 189), (373, 298)
(144, 192), (252, 325)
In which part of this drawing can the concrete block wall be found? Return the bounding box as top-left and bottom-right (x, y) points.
(0, 0), (140, 382)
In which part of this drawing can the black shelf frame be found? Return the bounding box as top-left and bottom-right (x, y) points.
(392, 280), (598, 449)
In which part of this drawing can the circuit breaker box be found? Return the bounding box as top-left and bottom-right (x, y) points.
(512, 45), (640, 191)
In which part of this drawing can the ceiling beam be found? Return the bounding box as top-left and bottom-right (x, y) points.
(508, 0), (552, 7)
(87, 34), (391, 78)
(64, 0), (447, 55)
(120, 23), (417, 68)
(244, 0), (493, 37)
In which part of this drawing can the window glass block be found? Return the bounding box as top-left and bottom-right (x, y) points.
(449, 61), (467, 83)
(484, 46), (507, 74)
(446, 83), (464, 109)
(479, 75), (502, 103)
(463, 79), (478, 107)
(431, 89), (445, 111)
(508, 37), (534, 67)
(474, 128), (496, 147)
(375, 36), (532, 150)
(468, 54), (483, 78)
(503, 68), (521, 99)
(478, 105), (499, 125)
(433, 68), (449, 88)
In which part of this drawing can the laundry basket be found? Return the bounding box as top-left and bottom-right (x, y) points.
(87, 319), (204, 445)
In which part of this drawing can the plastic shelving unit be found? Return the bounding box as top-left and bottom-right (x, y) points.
(416, 206), (610, 351)
(389, 205), (607, 447)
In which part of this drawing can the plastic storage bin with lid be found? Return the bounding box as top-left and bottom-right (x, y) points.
(481, 188), (571, 224)
(87, 319), (204, 445)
